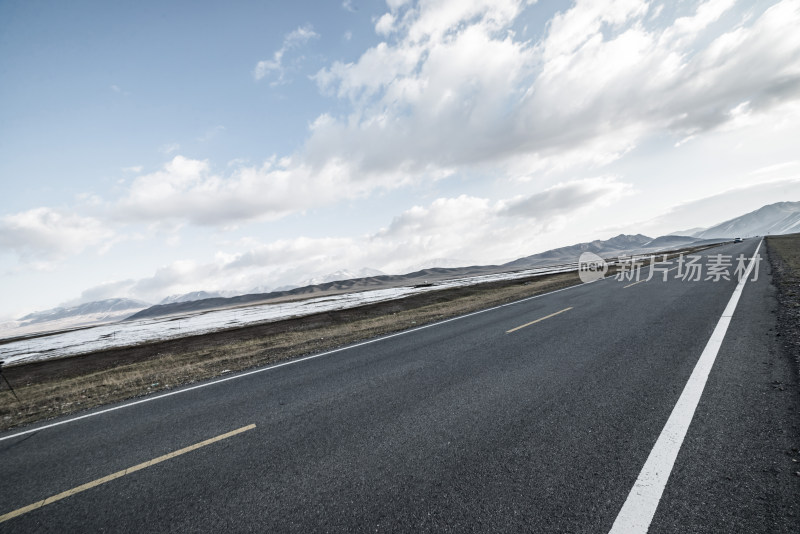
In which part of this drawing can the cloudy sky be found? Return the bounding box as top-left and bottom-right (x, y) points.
(1, 0), (799, 319)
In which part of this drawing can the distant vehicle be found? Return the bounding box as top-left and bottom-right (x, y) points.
(734, 237), (743, 243)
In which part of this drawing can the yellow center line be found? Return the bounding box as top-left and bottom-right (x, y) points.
(506, 307), (573, 334)
(623, 279), (646, 288)
(0, 423), (256, 524)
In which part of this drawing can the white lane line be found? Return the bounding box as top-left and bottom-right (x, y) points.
(1, 276), (601, 442)
(609, 239), (763, 533)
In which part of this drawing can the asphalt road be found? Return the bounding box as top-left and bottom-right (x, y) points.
(1, 238), (798, 532)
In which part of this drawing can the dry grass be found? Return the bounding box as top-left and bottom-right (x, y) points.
(0, 271), (583, 431)
(768, 234), (800, 280)
(766, 234), (800, 376)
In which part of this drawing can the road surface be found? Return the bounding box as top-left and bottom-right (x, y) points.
(2, 238), (798, 532)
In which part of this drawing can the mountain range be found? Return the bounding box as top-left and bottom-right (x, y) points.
(0, 298), (151, 339)
(2, 200), (797, 338)
(691, 201), (800, 239)
(159, 291), (235, 305)
(17, 298), (150, 325)
(503, 234), (653, 268)
(298, 268), (386, 287)
(113, 232), (731, 322)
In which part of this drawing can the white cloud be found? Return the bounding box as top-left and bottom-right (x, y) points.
(78, 178), (630, 302)
(661, 0), (736, 47)
(113, 154), (388, 226)
(373, 178), (631, 268)
(394, 0), (525, 45)
(0, 208), (114, 267)
(386, 0), (411, 11)
(375, 13), (396, 35)
(253, 24), (320, 83)
(7, 0), (800, 293)
(541, 0), (649, 61)
(64, 279), (140, 306)
(31, 0), (797, 238)
(498, 178), (633, 219)
(311, 0), (800, 182)
(72, 261), (224, 305)
(52, 0), (800, 234)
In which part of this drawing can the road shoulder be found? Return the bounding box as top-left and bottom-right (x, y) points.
(649, 237), (800, 532)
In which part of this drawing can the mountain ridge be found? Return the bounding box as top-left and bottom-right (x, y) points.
(18, 298), (151, 325)
(127, 232), (669, 321)
(693, 201), (800, 238)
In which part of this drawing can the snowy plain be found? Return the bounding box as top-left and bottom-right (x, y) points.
(0, 264), (578, 366)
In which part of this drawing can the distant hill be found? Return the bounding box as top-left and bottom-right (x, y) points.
(693, 201), (800, 239)
(18, 298), (151, 325)
(503, 234), (653, 268)
(127, 233), (669, 321)
(401, 258), (474, 272)
(8, 199), (799, 339)
(160, 291), (229, 305)
(299, 268), (386, 286)
(0, 225), (740, 338)
(126, 268), (488, 321)
(0, 298), (152, 339)
(640, 235), (700, 249)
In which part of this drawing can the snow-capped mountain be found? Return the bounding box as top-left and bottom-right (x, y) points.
(0, 298), (152, 339)
(17, 298), (151, 325)
(401, 258), (474, 272)
(159, 291), (238, 305)
(693, 201), (800, 238)
(299, 268), (386, 286)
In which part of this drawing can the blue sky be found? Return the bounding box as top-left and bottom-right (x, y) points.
(2, 0), (800, 320)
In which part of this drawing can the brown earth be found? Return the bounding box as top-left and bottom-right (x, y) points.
(0, 270), (585, 431)
(766, 233), (800, 375)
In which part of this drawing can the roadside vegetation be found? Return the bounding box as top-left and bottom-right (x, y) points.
(766, 233), (800, 375)
(0, 271), (584, 430)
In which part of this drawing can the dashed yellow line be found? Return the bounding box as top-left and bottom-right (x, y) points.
(0, 423), (256, 523)
(506, 307), (573, 334)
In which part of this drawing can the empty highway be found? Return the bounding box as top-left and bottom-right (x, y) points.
(2, 238), (798, 532)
